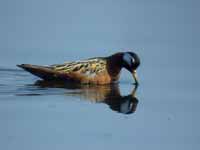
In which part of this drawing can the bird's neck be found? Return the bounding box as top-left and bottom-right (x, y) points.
(107, 53), (124, 80)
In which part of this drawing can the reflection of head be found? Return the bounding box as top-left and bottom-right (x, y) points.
(104, 90), (138, 114)
(35, 80), (139, 114)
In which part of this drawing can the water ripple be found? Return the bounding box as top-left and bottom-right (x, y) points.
(0, 67), (139, 114)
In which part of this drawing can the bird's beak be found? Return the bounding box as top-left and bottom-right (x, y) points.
(132, 70), (139, 85)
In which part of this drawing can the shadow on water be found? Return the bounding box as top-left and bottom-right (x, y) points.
(34, 80), (139, 114)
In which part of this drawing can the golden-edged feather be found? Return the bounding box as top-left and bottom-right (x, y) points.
(18, 58), (115, 84)
(51, 58), (111, 84)
(52, 58), (107, 74)
(17, 53), (127, 84)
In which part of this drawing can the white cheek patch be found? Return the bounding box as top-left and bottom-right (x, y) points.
(123, 53), (132, 66)
(132, 58), (135, 63)
(120, 100), (131, 114)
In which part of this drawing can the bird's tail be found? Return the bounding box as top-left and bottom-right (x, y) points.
(17, 64), (58, 80)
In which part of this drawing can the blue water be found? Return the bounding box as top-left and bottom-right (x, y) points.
(0, 60), (200, 150)
(0, 0), (200, 150)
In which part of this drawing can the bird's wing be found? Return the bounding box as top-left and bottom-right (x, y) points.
(17, 58), (107, 82)
(52, 58), (107, 76)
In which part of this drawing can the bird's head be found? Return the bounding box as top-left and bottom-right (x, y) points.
(122, 52), (140, 84)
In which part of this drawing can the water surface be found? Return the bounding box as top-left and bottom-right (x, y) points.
(0, 0), (200, 150)
(0, 65), (200, 150)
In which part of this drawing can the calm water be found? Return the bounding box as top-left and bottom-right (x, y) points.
(0, 63), (200, 150)
(1, 0), (200, 150)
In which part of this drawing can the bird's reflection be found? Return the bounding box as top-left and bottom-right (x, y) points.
(35, 80), (139, 114)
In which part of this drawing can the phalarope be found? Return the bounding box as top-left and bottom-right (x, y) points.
(17, 52), (140, 85)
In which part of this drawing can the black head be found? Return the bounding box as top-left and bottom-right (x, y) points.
(122, 52), (140, 72)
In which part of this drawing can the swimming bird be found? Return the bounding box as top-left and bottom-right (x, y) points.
(17, 52), (140, 85)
